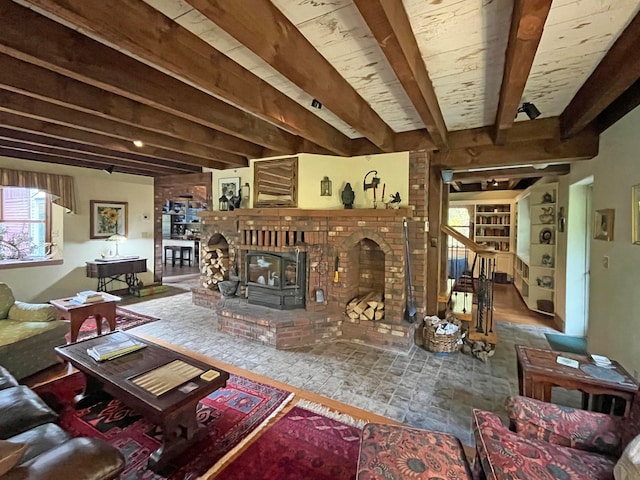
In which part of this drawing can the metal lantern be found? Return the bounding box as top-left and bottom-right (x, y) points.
(320, 176), (332, 196)
(218, 194), (228, 211)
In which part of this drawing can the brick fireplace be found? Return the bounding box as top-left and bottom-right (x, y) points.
(193, 208), (417, 353)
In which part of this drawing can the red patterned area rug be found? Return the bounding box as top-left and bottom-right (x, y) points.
(34, 372), (293, 480)
(214, 399), (365, 480)
(64, 307), (160, 343)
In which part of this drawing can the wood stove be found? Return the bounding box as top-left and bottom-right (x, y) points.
(245, 250), (306, 309)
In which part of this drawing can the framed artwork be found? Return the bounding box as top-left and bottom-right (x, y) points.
(594, 208), (614, 241)
(218, 177), (241, 201)
(90, 200), (128, 239)
(633, 185), (640, 244)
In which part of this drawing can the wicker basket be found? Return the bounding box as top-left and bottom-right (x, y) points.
(423, 318), (463, 353)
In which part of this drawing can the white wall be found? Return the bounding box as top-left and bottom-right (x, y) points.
(0, 157), (155, 302)
(557, 106), (640, 376)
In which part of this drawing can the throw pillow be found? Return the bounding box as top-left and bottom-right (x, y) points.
(0, 439), (27, 476)
(615, 433), (640, 480)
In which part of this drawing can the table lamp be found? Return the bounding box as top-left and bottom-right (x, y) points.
(107, 233), (126, 257)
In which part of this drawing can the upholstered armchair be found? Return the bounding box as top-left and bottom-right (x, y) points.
(0, 283), (67, 379)
(473, 392), (640, 480)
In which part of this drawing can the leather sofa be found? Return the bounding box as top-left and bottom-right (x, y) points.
(473, 391), (640, 479)
(0, 283), (68, 380)
(0, 365), (124, 479)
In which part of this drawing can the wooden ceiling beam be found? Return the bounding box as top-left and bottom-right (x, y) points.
(494, 0), (552, 144)
(187, 0), (396, 152)
(354, 0), (448, 148)
(0, 2), (304, 155)
(22, 0), (354, 156)
(561, 12), (640, 138)
(0, 90), (247, 168)
(449, 117), (560, 149)
(452, 164), (570, 182)
(0, 111), (225, 170)
(0, 139), (190, 176)
(508, 179), (520, 189)
(0, 127), (198, 174)
(435, 128), (599, 168)
(0, 146), (163, 176)
(0, 54), (263, 159)
(594, 78), (640, 134)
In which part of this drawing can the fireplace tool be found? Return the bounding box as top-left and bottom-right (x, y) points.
(402, 218), (416, 323)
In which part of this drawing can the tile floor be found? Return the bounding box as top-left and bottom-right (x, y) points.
(122, 275), (579, 446)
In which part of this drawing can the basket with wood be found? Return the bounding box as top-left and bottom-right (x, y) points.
(423, 314), (463, 353)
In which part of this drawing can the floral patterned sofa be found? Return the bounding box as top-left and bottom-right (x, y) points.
(473, 392), (640, 480)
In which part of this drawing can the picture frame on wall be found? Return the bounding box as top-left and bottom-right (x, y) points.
(633, 185), (640, 245)
(218, 177), (241, 201)
(90, 200), (128, 239)
(594, 208), (614, 241)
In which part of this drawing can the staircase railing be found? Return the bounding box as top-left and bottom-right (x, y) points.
(440, 225), (497, 338)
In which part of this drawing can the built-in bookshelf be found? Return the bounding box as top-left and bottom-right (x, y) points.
(515, 183), (557, 316)
(474, 204), (512, 252)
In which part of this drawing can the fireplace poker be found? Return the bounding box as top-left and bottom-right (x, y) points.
(333, 256), (339, 283)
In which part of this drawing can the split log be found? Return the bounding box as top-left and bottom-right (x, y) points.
(363, 307), (375, 320)
(374, 310), (384, 321)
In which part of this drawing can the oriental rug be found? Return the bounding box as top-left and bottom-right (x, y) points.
(214, 400), (365, 480)
(65, 307), (160, 342)
(34, 372), (293, 480)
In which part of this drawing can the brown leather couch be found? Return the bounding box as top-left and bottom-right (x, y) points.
(0, 366), (125, 479)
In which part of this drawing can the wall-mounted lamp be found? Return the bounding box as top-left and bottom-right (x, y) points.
(320, 176), (332, 196)
(517, 102), (541, 120)
(440, 169), (454, 184)
(491, 179), (499, 187)
(311, 98), (322, 109)
(103, 165), (114, 174)
(363, 170), (381, 192)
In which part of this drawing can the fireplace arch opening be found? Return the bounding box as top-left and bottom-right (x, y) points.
(202, 233), (233, 290)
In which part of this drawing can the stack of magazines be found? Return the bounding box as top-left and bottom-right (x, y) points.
(74, 290), (104, 304)
(87, 338), (146, 361)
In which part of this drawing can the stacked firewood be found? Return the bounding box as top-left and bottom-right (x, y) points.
(461, 337), (495, 362)
(201, 246), (228, 289)
(345, 292), (384, 321)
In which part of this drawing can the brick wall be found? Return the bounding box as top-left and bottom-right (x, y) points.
(194, 208), (417, 351)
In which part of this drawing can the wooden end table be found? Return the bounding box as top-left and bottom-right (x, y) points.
(50, 293), (121, 342)
(515, 344), (638, 416)
(55, 332), (229, 472)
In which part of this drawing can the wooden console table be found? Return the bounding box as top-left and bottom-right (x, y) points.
(516, 344), (638, 416)
(86, 258), (147, 295)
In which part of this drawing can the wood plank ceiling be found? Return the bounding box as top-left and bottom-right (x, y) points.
(0, 0), (638, 178)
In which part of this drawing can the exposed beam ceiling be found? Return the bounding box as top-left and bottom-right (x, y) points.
(561, 11), (640, 138)
(493, 0), (552, 144)
(353, 0), (448, 148)
(451, 164), (570, 183)
(0, 0), (635, 178)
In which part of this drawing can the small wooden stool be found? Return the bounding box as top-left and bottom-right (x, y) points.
(357, 423), (473, 479)
(164, 246), (193, 267)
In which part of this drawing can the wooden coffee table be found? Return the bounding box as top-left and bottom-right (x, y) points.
(55, 331), (229, 472)
(50, 293), (121, 342)
(516, 344), (638, 416)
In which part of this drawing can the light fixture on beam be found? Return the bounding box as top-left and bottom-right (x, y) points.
(311, 98), (322, 109)
(517, 102), (541, 120)
(103, 165), (114, 174)
(132, 139), (144, 148)
(440, 169), (454, 184)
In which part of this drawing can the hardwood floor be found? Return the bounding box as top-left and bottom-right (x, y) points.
(493, 283), (558, 329)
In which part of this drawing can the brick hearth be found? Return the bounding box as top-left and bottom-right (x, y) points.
(194, 208), (418, 353)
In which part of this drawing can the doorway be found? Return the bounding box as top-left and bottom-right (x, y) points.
(565, 177), (593, 336)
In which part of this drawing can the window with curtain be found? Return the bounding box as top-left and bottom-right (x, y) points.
(0, 187), (52, 259)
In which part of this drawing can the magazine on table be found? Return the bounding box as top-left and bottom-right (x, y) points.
(87, 339), (146, 362)
(74, 290), (104, 304)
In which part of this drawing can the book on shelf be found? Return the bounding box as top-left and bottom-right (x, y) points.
(87, 339), (146, 362)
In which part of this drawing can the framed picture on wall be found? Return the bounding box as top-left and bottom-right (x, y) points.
(633, 185), (640, 244)
(218, 177), (241, 207)
(90, 200), (128, 239)
(593, 208), (614, 241)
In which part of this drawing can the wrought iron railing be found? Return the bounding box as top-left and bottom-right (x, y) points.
(440, 225), (497, 337)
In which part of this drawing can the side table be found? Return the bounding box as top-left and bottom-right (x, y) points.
(50, 293), (121, 342)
